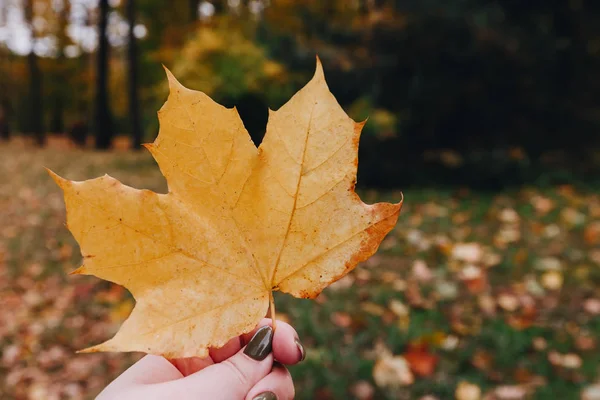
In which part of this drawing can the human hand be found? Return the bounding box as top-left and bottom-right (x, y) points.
(97, 319), (305, 400)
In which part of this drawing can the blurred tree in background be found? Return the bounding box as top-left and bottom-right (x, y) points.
(126, 0), (141, 149)
(0, 0), (599, 186)
(23, 0), (45, 146)
(94, 0), (113, 149)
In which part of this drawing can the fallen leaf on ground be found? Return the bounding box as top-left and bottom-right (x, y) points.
(532, 337), (547, 351)
(451, 243), (483, 263)
(412, 259), (433, 282)
(493, 385), (528, 399)
(584, 299), (600, 315)
(373, 355), (414, 387)
(582, 384), (600, 400)
(561, 353), (583, 369)
(497, 293), (519, 312)
(330, 312), (352, 328)
(459, 265), (488, 294)
(540, 270), (563, 290)
(455, 381), (481, 400)
(350, 380), (374, 400)
(472, 349), (494, 372)
(403, 343), (439, 377)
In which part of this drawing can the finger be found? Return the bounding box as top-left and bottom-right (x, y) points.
(96, 355), (182, 399)
(272, 322), (305, 365)
(172, 317), (298, 372)
(161, 326), (275, 399)
(210, 317), (285, 363)
(169, 355), (214, 376)
(209, 334), (243, 362)
(245, 363), (295, 400)
(241, 318), (304, 365)
(118, 355), (183, 384)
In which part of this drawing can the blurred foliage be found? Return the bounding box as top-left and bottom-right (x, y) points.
(149, 15), (300, 143)
(165, 17), (292, 104)
(2, 0), (600, 186)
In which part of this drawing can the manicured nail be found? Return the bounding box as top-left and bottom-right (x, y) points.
(295, 338), (306, 361)
(252, 392), (277, 400)
(244, 325), (273, 361)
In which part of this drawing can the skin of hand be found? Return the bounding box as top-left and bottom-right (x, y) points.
(96, 319), (305, 400)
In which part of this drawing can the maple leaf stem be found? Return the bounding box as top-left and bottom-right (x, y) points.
(269, 290), (277, 331)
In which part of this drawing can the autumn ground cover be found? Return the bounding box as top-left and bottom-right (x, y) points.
(1, 139), (600, 400)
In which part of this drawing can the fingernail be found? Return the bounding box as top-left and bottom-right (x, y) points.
(295, 338), (306, 362)
(252, 392), (277, 400)
(244, 325), (273, 361)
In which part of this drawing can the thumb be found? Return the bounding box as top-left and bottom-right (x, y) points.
(97, 355), (184, 399)
(160, 325), (275, 399)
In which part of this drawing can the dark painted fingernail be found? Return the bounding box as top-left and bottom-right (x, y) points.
(244, 325), (273, 361)
(252, 392), (277, 400)
(295, 338), (306, 362)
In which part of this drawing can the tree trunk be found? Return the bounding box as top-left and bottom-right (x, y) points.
(24, 0), (45, 146)
(94, 0), (114, 149)
(50, 1), (70, 134)
(189, 0), (199, 22)
(127, 0), (142, 149)
(0, 6), (10, 141)
(50, 97), (64, 133)
(0, 100), (10, 141)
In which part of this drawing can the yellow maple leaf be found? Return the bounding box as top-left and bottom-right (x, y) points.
(49, 58), (402, 358)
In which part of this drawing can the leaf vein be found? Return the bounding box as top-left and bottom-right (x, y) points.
(138, 292), (265, 337)
(76, 192), (261, 289)
(270, 103), (316, 285)
(301, 136), (351, 177)
(276, 210), (398, 285)
(296, 173), (349, 210)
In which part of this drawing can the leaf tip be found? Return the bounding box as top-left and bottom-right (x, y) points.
(78, 339), (118, 354)
(163, 66), (182, 91)
(70, 265), (86, 275)
(315, 53), (322, 66)
(143, 143), (158, 158)
(394, 192), (405, 212)
(384, 196), (404, 220)
(46, 168), (69, 189)
(77, 346), (99, 354)
(355, 118), (368, 133)
(313, 54), (325, 80)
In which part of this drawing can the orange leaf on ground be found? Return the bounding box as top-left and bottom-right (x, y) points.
(403, 343), (439, 377)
